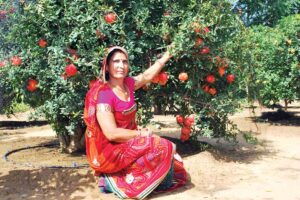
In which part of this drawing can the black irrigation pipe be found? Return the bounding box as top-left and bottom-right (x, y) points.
(2, 142), (89, 169)
(0, 120), (49, 129)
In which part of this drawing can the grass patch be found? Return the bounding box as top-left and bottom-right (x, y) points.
(12, 102), (31, 113)
(243, 132), (258, 144)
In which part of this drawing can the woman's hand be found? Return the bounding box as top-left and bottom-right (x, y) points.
(133, 43), (174, 90)
(165, 43), (175, 59)
(138, 128), (153, 137)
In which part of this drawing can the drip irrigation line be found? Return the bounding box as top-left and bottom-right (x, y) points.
(3, 142), (89, 169)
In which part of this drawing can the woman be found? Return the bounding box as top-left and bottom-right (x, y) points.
(84, 46), (187, 199)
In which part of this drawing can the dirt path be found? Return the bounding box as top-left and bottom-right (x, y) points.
(0, 103), (300, 200)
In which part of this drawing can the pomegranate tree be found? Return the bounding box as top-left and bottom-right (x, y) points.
(1, 0), (243, 151)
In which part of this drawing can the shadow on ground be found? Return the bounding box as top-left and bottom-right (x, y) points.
(3, 139), (88, 169)
(250, 109), (300, 127)
(207, 142), (275, 164)
(202, 132), (276, 164)
(163, 136), (209, 158)
(0, 168), (95, 200)
(163, 130), (275, 164)
(1, 137), (196, 200)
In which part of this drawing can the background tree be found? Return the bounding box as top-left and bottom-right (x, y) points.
(226, 14), (300, 110)
(268, 14), (300, 109)
(233, 0), (300, 27)
(0, 0), (17, 114)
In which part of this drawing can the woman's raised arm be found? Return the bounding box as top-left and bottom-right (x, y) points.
(134, 50), (172, 90)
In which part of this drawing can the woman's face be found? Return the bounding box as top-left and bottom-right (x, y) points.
(107, 51), (129, 80)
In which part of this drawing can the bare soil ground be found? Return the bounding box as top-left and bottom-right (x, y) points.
(0, 102), (300, 200)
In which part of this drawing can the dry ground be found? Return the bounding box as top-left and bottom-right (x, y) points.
(0, 102), (299, 200)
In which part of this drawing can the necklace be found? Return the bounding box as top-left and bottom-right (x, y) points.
(110, 83), (129, 96)
(115, 86), (128, 95)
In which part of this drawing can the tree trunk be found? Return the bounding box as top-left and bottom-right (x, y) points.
(154, 100), (162, 115)
(0, 87), (3, 112)
(58, 126), (86, 153)
(284, 99), (288, 111)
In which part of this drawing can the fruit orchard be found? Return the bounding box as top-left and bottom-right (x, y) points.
(226, 14), (300, 109)
(0, 0), (246, 152)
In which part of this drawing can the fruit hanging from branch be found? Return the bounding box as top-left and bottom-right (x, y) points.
(226, 74), (235, 84)
(218, 67), (226, 77)
(152, 75), (160, 84)
(0, 60), (7, 67)
(38, 38), (47, 48)
(26, 79), (38, 92)
(200, 46), (210, 54)
(208, 87), (217, 95)
(65, 64), (78, 77)
(176, 115), (184, 124)
(180, 126), (191, 142)
(205, 74), (215, 84)
(178, 72), (188, 82)
(10, 56), (22, 66)
(194, 38), (204, 48)
(105, 12), (117, 24)
(158, 71), (169, 86)
(96, 29), (107, 40)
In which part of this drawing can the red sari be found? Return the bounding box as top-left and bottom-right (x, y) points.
(84, 79), (187, 199)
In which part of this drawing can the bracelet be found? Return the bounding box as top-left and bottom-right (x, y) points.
(156, 60), (164, 67)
